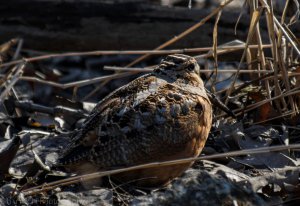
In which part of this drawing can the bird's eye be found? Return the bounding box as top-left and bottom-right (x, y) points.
(187, 65), (194, 71)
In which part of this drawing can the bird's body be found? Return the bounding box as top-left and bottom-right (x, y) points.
(58, 54), (212, 187)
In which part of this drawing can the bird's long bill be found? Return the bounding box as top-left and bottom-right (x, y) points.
(205, 90), (236, 118)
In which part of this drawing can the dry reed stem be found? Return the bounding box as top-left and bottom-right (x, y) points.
(278, 0), (290, 44)
(14, 72), (133, 89)
(262, 0), (300, 115)
(194, 44), (272, 59)
(1, 68), (297, 91)
(264, 0), (288, 113)
(273, 17), (300, 56)
(247, 0), (260, 79)
(269, 0), (295, 114)
(0, 45), (271, 69)
(252, 4), (270, 100)
(224, 6), (264, 105)
(211, 8), (222, 92)
(104, 66), (276, 73)
(268, 61), (286, 112)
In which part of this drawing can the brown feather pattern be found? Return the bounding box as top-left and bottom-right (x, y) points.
(58, 54), (212, 187)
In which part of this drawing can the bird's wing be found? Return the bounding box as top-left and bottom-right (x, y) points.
(58, 74), (211, 168)
(88, 83), (211, 169)
(57, 74), (167, 165)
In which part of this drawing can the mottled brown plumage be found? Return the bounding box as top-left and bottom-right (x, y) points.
(58, 54), (212, 187)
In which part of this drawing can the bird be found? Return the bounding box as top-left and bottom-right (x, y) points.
(57, 54), (212, 188)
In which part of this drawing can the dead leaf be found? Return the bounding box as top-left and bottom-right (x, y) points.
(248, 90), (278, 123)
(0, 136), (21, 180)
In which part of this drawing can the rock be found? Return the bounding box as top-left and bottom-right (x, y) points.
(131, 168), (265, 206)
(0, 195), (6, 206)
(47, 188), (112, 206)
(0, 136), (21, 179)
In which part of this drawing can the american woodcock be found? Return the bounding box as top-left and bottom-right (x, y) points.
(58, 54), (212, 187)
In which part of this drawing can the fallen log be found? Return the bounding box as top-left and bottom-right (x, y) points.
(0, 0), (264, 51)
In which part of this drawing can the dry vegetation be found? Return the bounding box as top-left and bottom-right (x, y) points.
(1, 0), (300, 205)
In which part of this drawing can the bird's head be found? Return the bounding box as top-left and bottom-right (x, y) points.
(153, 54), (202, 86)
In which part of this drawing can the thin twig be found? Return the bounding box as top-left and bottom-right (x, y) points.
(2, 69), (298, 91)
(22, 143), (300, 196)
(104, 66), (276, 73)
(274, 17), (300, 56)
(0, 62), (26, 102)
(0, 45), (272, 69)
(224, 7), (265, 105)
(217, 85), (300, 118)
(16, 72), (134, 89)
(211, 8), (223, 92)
